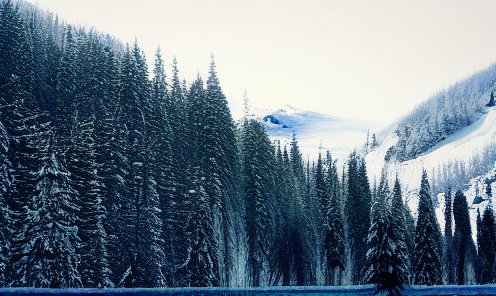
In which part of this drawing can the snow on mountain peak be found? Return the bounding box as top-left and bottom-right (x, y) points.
(247, 105), (387, 167)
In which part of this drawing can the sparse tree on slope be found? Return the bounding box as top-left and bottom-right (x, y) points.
(487, 91), (495, 107)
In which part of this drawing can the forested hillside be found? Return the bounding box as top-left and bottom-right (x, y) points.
(0, 0), (355, 288)
(391, 64), (496, 162)
(4, 0), (496, 293)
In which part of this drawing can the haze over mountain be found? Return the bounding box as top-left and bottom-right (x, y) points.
(247, 105), (386, 167)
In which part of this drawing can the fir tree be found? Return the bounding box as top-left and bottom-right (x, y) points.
(390, 176), (410, 285)
(346, 152), (372, 284)
(444, 188), (455, 284)
(412, 170), (443, 285)
(365, 170), (406, 296)
(204, 54), (239, 286)
(324, 152), (345, 285)
(452, 190), (476, 285)
(16, 150), (81, 288)
(479, 205), (496, 284)
(242, 120), (274, 286)
(0, 121), (9, 286)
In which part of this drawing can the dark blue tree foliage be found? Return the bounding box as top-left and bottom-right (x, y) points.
(444, 188), (455, 285)
(478, 205), (496, 284)
(365, 170), (406, 296)
(346, 151), (372, 285)
(412, 170), (443, 286)
(452, 190), (477, 285)
(241, 120), (275, 287)
(323, 152), (345, 285)
(5, 0), (496, 290)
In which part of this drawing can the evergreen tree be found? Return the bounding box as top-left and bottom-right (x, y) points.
(323, 152), (345, 285)
(365, 170), (406, 296)
(412, 170), (443, 285)
(346, 151), (372, 284)
(478, 205), (496, 284)
(390, 176), (410, 285)
(452, 190), (476, 285)
(270, 145), (295, 286)
(184, 167), (217, 286)
(68, 114), (111, 287)
(242, 120), (274, 286)
(0, 121), (9, 286)
(182, 77), (218, 286)
(204, 55), (239, 286)
(16, 149), (81, 288)
(444, 188), (455, 284)
(150, 46), (174, 287)
(290, 133), (315, 286)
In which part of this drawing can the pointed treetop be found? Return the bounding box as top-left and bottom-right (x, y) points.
(243, 88), (250, 119)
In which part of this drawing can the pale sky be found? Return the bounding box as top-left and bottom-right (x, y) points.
(25, 0), (496, 123)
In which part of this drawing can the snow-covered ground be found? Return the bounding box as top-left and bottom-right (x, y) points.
(247, 105), (387, 167)
(366, 106), (496, 244)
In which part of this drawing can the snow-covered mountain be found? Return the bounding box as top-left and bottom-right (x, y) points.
(365, 105), (496, 244)
(246, 105), (387, 166)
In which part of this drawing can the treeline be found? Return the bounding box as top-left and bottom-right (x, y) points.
(387, 64), (496, 162)
(430, 142), (496, 197)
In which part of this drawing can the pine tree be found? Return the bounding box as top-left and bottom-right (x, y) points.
(16, 149), (81, 288)
(184, 167), (218, 287)
(323, 152), (345, 285)
(271, 145), (295, 286)
(242, 120), (274, 286)
(452, 190), (476, 285)
(412, 170), (443, 285)
(478, 205), (496, 284)
(444, 188), (455, 284)
(181, 76), (219, 287)
(346, 151), (372, 284)
(390, 176), (410, 285)
(0, 121), (9, 287)
(204, 54), (239, 286)
(365, 170), (406, 296)
(68, 114), (111, 288)
(289, 132), (314, 286)
(150, 46), (174, 287)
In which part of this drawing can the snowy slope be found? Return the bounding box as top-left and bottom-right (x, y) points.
(365, 105), (496, 244)
(247, 105), (386, 166)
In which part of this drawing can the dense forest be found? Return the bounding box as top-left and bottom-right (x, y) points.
(1, 0), (496, 293)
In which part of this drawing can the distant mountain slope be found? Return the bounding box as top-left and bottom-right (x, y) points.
(247, 105), (387, 165)
(393, 64), (496, 162)
(366, 105), (496, 244)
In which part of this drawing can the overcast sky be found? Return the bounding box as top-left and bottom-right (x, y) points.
(25, 0), (496, 123)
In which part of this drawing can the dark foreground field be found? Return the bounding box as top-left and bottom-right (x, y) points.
(1, 285), (496, 296)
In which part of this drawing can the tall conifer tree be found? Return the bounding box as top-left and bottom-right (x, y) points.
(413, 170), (443, 285)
